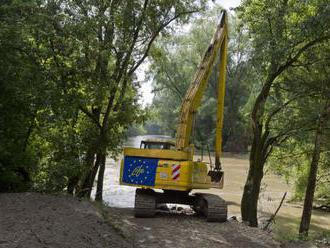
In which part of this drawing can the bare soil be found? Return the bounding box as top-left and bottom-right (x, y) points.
(0, 193), (129, 248)
(0, 192), (281, 248)
(104, 207), (280, 248)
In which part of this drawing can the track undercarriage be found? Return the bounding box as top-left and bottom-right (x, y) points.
(134, 188), (227, 222)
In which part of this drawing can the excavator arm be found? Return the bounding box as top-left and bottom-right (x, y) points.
(175, 10), (228, 170)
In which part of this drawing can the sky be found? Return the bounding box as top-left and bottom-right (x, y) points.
(138, 0), (241, 106)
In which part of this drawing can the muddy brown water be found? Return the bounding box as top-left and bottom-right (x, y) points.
(94, 135), (330, 239)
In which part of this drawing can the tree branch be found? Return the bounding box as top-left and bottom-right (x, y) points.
(264, 93), (315, 131)
(105, 0), (150, 120)
(128, 9), (200, 75)
(276, 36), (330, 77)
(251, 35), (330, 130)
(79, 106), (101, 129)
(163, 70), (184, 100)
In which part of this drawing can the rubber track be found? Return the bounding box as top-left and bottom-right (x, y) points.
(197, 193), (227, 222)
(134, 189), (156, 218)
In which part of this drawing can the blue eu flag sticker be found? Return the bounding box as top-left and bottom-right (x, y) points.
(122, 156), (158, 186)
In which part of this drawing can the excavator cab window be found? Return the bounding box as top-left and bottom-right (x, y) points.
(140, 141), (175, 150)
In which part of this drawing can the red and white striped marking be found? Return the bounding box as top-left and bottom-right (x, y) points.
(171, 164), (181, 180)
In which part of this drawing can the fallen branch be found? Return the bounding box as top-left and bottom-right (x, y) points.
(263, 192), (287, 231)
(313, 205), (330, 212)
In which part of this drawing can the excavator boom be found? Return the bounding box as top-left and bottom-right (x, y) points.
(175, 10), (228, 170)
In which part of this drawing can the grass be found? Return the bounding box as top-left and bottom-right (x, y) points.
(272, 214), (330, 242)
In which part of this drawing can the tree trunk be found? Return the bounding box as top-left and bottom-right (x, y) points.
(299, 104), (329, 236)
(67, 176), (79, 195)
(241, 168), (254, 221)
(76, 145), (96, 197)
(241, 124), (266, 227)
(241, 154), (264, 226)
(23, 114), (36, 152)
(86, 153), (102, 198)
(95, 153), (106, 202)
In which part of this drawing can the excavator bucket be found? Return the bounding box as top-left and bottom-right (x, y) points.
(208, 170), (224, 189)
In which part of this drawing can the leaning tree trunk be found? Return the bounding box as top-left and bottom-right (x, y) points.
(76, 145), (97, 197)
(95, 153), (106, 202)
(241, 164), (264, 227)
(299, 104), (329, 236)
(85, 153), (102, 198)
(241, 124), (266, 227)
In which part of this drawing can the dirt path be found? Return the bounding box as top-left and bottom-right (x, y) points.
(105, 207), (280, 248)
(0, 193), (281, 248)
(0, 193), (129, 248)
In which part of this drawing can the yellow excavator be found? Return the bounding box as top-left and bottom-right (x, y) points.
(120, 10), (228, 222)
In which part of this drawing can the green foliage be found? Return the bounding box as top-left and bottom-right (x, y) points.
(0, 0), (206, 193)
(0, 1), (43, 191)
(235, 0), (330, 226)
(126, 125), (147, 137)
(267, 41), (330, 204)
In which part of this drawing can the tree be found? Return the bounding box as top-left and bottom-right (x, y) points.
(56, 0), (206, 200)
(299, 101), (330, 236)
(0, 1), (46, 191)
(266, 38), (330, 235)
(0, 0), (206, 197)
(238, 0), (330, 226)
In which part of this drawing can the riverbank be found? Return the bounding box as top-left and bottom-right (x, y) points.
(0, 192), (280, 248)
(1, 192), (328, 248)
